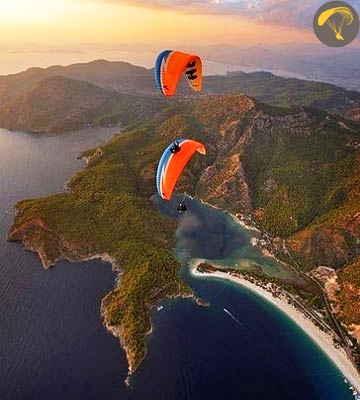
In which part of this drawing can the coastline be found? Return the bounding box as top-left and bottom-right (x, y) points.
(190, 263), (360, 393)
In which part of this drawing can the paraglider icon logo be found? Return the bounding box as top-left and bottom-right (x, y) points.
(313, 1), (359, 46)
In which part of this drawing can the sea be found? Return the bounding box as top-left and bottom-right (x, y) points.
(0, 127), (355, 400)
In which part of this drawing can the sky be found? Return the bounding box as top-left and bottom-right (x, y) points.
(0, 0), (359, 75)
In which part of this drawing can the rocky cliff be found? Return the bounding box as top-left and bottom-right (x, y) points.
(7, 93), (360, 375)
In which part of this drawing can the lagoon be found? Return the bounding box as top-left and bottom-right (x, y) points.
(0, 128), (354, 399)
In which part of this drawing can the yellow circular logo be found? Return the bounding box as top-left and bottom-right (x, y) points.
(313, 1), (359, 46)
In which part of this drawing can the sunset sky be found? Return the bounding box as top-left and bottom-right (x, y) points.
(0, 0), (359, 74)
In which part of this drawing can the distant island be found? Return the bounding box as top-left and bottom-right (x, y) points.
(6, 66), (360, 386)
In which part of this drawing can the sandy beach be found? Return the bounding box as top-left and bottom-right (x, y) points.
(190, 262), (360, 393)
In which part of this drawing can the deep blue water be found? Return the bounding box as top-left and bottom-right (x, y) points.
(0, 128), (355, 400)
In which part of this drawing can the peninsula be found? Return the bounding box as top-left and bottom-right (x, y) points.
(8, 93), (360, 384)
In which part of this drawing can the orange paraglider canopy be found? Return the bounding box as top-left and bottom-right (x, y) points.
(154, 50), (202, 97)
(156, 138), (206, 200)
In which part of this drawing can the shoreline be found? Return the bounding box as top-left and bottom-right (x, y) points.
(190, 262), (360, 393)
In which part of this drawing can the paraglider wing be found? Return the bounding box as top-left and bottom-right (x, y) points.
(318, 7), (353, 26)
(154, 50), (202, 96)
(154, 50), (172, 95)
(183, 56), (202, 93)
(156, 138), (206, 200)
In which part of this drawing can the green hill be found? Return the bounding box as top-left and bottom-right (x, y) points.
(204, 71), (360, 121)
(0, 75), (164, 132)
(1, 60), (360, 134)
(8, 93), (360, 376)
(0, 76), (115, 132)
(0, 59), (155, 105)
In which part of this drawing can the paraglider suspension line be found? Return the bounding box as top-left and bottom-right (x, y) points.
(339, 16), (344, 33)
(326, 16), (345, 35)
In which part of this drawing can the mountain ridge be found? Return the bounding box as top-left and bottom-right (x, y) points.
(1, 59), (360, 133)
(0, 75), (116, 132)
(0, 74), (165, 132)
(7, 93), (360, 374)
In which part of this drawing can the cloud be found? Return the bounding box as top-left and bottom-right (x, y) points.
(99, 0), (360, 29)
(0, 43), (87, 54)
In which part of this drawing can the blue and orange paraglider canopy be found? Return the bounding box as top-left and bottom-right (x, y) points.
(156, 138), (206, 201)
(154, 50), (202, 97)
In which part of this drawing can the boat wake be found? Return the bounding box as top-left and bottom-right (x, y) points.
(223, 308), (247, 330)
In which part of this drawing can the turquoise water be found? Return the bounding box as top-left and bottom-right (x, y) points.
(154, 193), (302, 283)
(155, 193), (356, 399)
(0, 127), (356, 399)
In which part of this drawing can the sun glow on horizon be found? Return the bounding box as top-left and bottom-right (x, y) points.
(0, 0), (346, 75)
(0, 0), (68, 23)
(0, 0), (318, 44)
